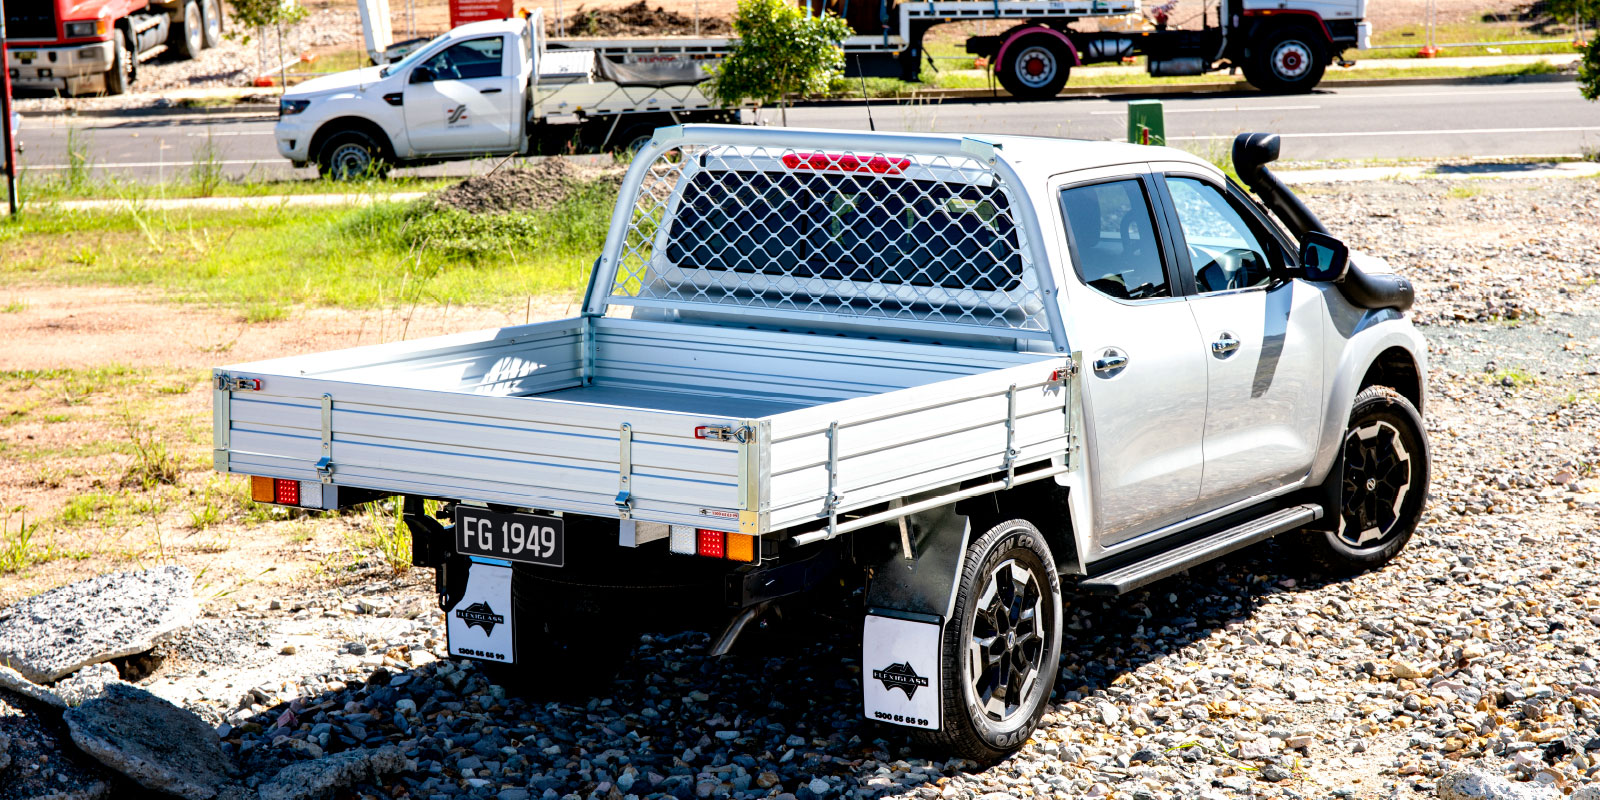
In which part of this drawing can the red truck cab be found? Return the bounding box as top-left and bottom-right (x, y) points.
(4, 0), (223, 95)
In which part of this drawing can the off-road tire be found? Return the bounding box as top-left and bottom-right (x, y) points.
(1308, 385), (1429, 572)
(316, 130), (390, 180)
(915, 519), (1062, 764)
(201, 0), (224, 48)
(174, 0), (205, 60)
(104, 30), (133, 96)
(1244, 25), (1327, 93)
(995, 32), (1071, 100)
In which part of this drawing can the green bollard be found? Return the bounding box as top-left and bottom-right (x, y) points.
(1127, 100), (1165, 146)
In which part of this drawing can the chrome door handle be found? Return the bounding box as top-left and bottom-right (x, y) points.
(1211, 337), (1240, 356)
(1093, 354), (1128, 373)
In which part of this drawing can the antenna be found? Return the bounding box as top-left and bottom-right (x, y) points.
(855, 55), (876, 131)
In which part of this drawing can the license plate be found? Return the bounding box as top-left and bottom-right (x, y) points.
(455, 506), (564, 567)
(16, 51), (36, 63)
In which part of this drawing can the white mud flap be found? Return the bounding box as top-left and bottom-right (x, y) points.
(862, 612), (941, 730)
(446, 560), (515, 664)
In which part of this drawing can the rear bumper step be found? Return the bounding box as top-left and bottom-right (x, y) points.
(1079, 503), (1322, 595)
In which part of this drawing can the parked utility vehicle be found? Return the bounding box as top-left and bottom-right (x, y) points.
(274, 12), (732, 178)
(217, 125), (1427, 760)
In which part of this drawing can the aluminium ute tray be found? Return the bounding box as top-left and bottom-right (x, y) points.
(213, 316), (1074, 535)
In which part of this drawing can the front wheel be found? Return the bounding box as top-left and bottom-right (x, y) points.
(996, 33), (1071, 100)
(104, 30), (132, 96)
(917, 519), (1062, 763)
(1244, 25), (1327, 93)
(1308, 385), (1429, 572)
(317, 130), (390, 180)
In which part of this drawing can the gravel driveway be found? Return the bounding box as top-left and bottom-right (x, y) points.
(115, 176), (1600, 800)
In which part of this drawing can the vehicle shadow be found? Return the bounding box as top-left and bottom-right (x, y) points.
(224, 535), (1344, 798)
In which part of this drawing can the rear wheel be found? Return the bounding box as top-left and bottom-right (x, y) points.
(1244, 25), (1326, 93)
(201, 0), (223, 48)
(317, 130), (390, 180)
(917, 519), (1061, 763)
(174, 0), (204, 60)
(996, 33), (1071, 100)
(1307, 385), (1429, 572)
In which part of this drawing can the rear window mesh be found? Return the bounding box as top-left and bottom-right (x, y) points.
(606, 145), (1048, 333)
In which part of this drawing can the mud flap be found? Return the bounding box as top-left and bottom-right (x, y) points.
(860, 497), (971, 730)
(446, 559), (515, 664)
(862, 613), (941, 730)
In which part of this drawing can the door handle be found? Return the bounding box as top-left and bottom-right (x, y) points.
(1211, 336), (1241, 356)
(479, 87), (503, 94)
(1093, 354), (1128, 374)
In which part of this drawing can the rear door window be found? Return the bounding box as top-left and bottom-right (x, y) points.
(1058, 180), (1171, 301)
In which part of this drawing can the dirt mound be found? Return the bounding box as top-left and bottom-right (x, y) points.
(554, 1), (731, 37)
(430, 160), (591, 215)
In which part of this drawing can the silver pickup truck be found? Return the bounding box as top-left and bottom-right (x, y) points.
(214, 125), (1428, 761)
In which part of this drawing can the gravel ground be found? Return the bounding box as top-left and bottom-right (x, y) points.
(70, 176), (1600, 799)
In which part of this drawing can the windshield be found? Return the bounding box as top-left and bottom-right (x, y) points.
(380, 34), (447, 77)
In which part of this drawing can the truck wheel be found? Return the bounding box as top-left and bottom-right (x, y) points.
(917, 519), (1062, 763)
(104, 30), (133, 96)
(201, 0), (223, 48)
(996, 33), (1071, 100)
(1308, 385), (1429, 572)
(1245, 26), (1327, 93)
(317, 131), (390, 180)
(174, 0), (204, 60)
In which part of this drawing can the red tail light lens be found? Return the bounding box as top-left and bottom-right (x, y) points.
(782, 152), (910, 175)
(697, 529), (725, 559)
(274, 478), (299, 506)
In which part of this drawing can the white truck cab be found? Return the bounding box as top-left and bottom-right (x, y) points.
(274, 14), (731, 178)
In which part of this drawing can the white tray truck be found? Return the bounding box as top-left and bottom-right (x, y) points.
(219, 125), (1427, 759)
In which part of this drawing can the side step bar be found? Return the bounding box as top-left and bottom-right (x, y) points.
(1079, 504), (1323, 595)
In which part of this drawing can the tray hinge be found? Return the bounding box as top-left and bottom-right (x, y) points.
(212, 373), (231, 473)
(615, 422), (634, 518)
(315, 393), (335, 483)
(1002, 383), (1019, 488)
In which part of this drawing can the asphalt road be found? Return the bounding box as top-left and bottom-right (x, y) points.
(9, 79), (1598, 183)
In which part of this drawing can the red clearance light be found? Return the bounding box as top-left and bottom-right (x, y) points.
(782, 152), (910, 175)
(697, 529), (725, 559)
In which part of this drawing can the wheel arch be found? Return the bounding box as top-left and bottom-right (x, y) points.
(1311, 319), (1428, 486)
(995, 25), (1083, 71)
(957, 476), (1083, 577)
(309, 116), (398, 164)
(1240, 11), (1335, 48)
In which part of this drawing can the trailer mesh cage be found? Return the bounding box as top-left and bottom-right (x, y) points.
(603, 142), (1050, 334)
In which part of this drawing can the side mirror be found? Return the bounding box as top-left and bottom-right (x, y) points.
(410, 66), (435, 84)
(1299, 230), (1349, 283)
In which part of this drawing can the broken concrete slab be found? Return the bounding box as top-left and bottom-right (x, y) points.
(0, 694), (111, 800)
(0, 662), (123, 710)
(64, 682), (234, 800)
(256, 746), (406, 800)
(0, 565), (198, 684)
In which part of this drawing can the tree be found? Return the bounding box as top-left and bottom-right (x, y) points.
(1583, 36), (1600, 101)
(708, 0), (852, 125)
(228, 0), (309, 87)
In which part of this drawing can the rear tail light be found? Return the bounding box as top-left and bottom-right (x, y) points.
(669, 526), (757, 562)
(247, 476), (324, 509)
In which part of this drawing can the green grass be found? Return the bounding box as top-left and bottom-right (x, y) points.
(0, 177), (614, 311)
(13, 169), (457, 204)
(1354, 19), (1585, 59)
